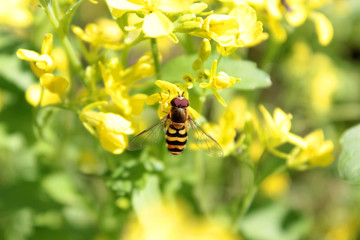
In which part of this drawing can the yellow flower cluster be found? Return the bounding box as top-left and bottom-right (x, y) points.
(72, 18), (124, 50)
(121, 201), (238, 240)
(246, 0), (333, 45)
(200, 97), (334, 169)
(77, 53), (156, 154)
(0, 0), (34, 28)
(17, 34), (69, 107)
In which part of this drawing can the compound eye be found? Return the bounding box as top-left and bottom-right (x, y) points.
(180, 98), (189, 107)
(171, 98), (182, 107)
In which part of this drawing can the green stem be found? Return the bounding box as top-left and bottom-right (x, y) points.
(150, 38), (161, 79)
(260, 36), (283, 72)
(217, 54), (223, 64)
(42, 2), (83, 80)
(121, 34), (145, 67)
(232, 185), (258, 229)
(33, 87), (45, 139)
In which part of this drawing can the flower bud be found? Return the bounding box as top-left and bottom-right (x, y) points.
(175, 21), (203, 33)
(40, 73), (69, 95)
(213, 72), (236, 89)
(192, 58), (202, 71)
(198, 39), (211, 62)
(190, 2), (208, 14)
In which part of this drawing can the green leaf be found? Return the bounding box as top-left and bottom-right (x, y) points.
(338, 124), (360, 184)
(0, 55), (34, 91)
(240, 203), (311, 240)
(42, 172), (84, 206)
(60, 0), (85, 32)
(161, 54), (271, 90)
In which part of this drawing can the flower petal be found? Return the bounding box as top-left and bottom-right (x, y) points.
(25, 84), (61, 107)
(98, 131), (128, 154)
(155, 80), (181, 96)
(142, 10), (174, 37)
(16, 49), (40, 61)
(106, 0), (144, 11)
(286, 4), (307, 27)
(99, 113), (134, 134)
(40, 73), (69, 95)
(311, 12), (333, 46)
(41, 34), (53, 55)
(159, 0), (194, 13)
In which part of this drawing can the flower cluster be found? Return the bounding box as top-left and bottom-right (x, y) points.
(14, 0), (335, 161)
(200, 97), (334, 170)
(17, 34), (69, 107)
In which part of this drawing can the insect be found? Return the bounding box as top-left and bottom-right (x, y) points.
(127, 94), (224, 157)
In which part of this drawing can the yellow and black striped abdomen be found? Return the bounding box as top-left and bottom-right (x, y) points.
(166, 124), (187, 155)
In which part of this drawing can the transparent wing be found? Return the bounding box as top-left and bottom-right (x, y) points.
(188, 116), (224, 157)
(127, 116), (168, 151)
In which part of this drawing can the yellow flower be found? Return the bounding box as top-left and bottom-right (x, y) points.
(106, 0), (194, 38)
(146, 80), (200, 119)
(17, 34), (55, 77)
(72, 19), (124, 49)
(39, 73), (69, 95)
(197, 97), (248, 156)
(287, 129), (334, 170)
(259, 105), (306, 150)
(121, 201), (238, 240)
(79, 105), (134, 154)
(25, 84), (61, 107)
(264, 0), (333, 45)
(202, 4), (264, 48)
(0, 0), (34, 28)
(17, 34), (70, 95)
(203, 14), (240, 47)
(260, 173), (290, 198)
(282, 42), (338, 116)
(99, 56), (153, 116)
(199, 59), (240, 106)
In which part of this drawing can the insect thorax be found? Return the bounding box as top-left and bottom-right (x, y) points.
(170, 107), (188, 124)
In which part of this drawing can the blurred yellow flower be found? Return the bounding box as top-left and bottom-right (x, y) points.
(0, 0), (33, 28)
(107, 0), (194, 38)
(200, 60), (240, 106)
(264, 0), (333, 45)
(80, 106), (134, 154)
(283, 42), (339, 116)
(121, 201), (238, 240)
(72, 19), (124, 49)
(17, 34), (55, 77)
(25, 84), (61, 107)
(260, 172), (290, 198)
(287, 129), (334, 170)
(325, 219), (358, 240)
(202, 4), (264, 48)
(198, 97), (249, 156)
(146, 80), (200, 119)
(259, 105), (306, 150)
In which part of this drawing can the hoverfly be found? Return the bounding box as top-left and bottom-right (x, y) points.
(127, 94), (224, 157)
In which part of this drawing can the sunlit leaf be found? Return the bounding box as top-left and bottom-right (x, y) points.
(60, 0), (85, 32)
(161, 54), (271, 90)
(42, 172), (83, 206)
(338, 124), (360, 184)
(0, 55), (34, 91)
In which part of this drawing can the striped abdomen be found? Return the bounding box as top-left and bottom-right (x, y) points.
(166, 124), (187, 155)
